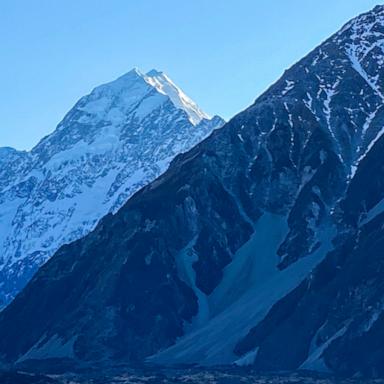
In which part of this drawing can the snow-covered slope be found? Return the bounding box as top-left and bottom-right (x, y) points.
(0, 68), (224, 306)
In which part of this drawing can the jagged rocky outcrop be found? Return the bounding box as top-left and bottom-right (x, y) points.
(0, 69), (224, 306)
(0, 4), (384, 377)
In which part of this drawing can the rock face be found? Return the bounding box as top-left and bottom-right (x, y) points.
(233, 133), (384, 376)
(0, 4), (384, 377)
(0, 69), (224, 306)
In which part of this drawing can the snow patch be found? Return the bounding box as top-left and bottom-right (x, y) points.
(144, 70), (210, 125)
(234, 348), (259, 367)
(16, 335), (76, 363)
(282, 80), (295, 95)
(149, 214), (336, 366)
(300, 326), (348, 372)
(360, 198), (384, 225)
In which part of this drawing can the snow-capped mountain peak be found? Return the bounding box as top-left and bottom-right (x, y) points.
(97, 67), (211, 126)
(143, 69), (210, 125)
(69, 68), (167, 125)
(51, 68), (211, 143)
(0, 68), (224, 306)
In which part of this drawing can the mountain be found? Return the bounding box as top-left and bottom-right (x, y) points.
(0, 4), (384, 377)
(0, 69), (224, 307)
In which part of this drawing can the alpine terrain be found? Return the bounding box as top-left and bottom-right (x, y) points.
(0, 69), (224, 307)
(0, 4), (384, 379)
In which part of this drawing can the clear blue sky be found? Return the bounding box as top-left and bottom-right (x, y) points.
(1, 0), (380, 150)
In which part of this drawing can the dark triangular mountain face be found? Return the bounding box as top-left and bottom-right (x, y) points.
(0, 5), (384, 377)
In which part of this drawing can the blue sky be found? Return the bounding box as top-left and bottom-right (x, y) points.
(1, 0), (380, 150)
